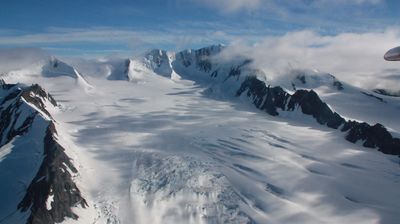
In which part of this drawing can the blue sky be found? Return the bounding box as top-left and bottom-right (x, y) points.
(0, 0), (399, 57)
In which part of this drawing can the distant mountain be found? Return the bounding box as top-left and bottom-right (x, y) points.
(1, 57), (92, 92)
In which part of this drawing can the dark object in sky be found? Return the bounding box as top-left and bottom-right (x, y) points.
(384, 46), (400, 61)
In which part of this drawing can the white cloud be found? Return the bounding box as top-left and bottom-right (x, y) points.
(0, 48), (49, 73)
(191, 0), (383, 14)
(220, 28), (400, 91)
(333, 0), (382, 5)
(0, 28), (152, 45)
(191, 0), (262, 13)
(0, 27), (229, 53)
(1, 26), (398, 91)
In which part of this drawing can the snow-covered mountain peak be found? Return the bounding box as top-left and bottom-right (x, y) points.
(107, 49), (175, 81)
(42, 57), (79, 78)
(140, 49), (173, 77)
(0, 55), (93, 93)
(41, 57), (93, 91)
(103, 45), (254, 85)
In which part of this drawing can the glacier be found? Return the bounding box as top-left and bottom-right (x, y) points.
(0, 45), (400, 224)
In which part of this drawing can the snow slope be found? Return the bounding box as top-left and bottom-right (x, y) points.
(1, 46), (400, 224)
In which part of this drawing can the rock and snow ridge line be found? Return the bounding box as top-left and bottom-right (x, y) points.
(1, 45), (399, 223)
(17, 121), (88, 224)
(0, 80), (87, 224)
(132, 44), (400, 155)
(236, 76), (400, 155)
(11, 44), (398, 156)
(373, 88), (400, 97)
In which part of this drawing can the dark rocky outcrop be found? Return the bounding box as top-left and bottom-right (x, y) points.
(236, 76), (400, 155)
(124, 59), (131, 77)
(174, 47), (400, 156)
(343, 122), (400, 155)
(292, 74), (344, 91)
(288, 90), (346, 129)
(361, 91), (387, 103)
(177, 44), (224, 72)
(0, 81), (87, 224)
(373, 89), (400, 97)
(107, 59), (131, 80)
(17, 122), (88, 224)
(0, 83), (57, 146)
(224, 59), (253, 82)
(333, 79), (344, 90)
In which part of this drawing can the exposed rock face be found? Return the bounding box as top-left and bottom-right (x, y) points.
(108, 59), (131, 81)
(171, 46), (400, 156)
(373, 88), (400, 97)
(18, 122), (88, 224)
(291, 73), (344, 91)
(1, 84), (51, 145)
(236, 76), (400, 155)
(0, 80), (87, 224)
(361, 91), (387, 103)
(176, 44), (224, 73)
(170, 46), (400, 156)
(60, 44), (399, 158)
(224, 59), (253, 82)
(343, 122), (400, 155)
(143, 49), (173, 77)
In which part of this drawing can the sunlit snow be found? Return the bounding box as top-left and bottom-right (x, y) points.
(1, 50), (400, 224)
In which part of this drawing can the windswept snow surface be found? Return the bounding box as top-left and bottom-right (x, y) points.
(7, 68), (397, 224)
(1, 50), (400, 224)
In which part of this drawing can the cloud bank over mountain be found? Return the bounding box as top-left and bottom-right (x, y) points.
(214, 28), (400, 91)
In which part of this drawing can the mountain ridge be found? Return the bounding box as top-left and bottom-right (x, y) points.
(1, 45), (400, 223)
(112, 45), (400, 155)
(0, 80), (87, 224)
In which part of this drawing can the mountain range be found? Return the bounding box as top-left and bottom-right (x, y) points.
(1, 45), (400, 224)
